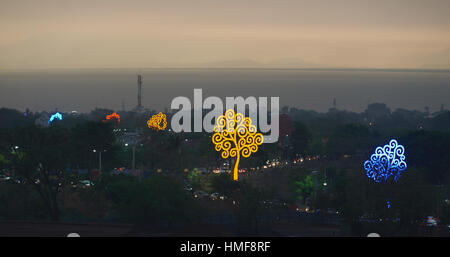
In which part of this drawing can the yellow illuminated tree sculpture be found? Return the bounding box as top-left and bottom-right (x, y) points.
(212, 109), (263, 181)
(147, 112), (167, 131)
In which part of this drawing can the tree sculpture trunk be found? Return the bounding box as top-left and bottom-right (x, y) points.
(233, 153), (240, 181)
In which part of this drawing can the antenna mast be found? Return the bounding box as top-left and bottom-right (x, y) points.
(137, 74), (143, 110)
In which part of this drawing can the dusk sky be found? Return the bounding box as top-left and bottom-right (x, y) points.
(1, 0), (450, 70)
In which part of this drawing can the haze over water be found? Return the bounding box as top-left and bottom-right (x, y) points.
(1, 68), (449, 113)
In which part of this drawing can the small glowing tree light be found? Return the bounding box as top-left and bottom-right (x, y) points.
(212, 109), (263, 181)
(104, 112), (120, 124)
(363, 139), (407, 183)
(147, 112), (167, 131)
(48, 112), (63, 124)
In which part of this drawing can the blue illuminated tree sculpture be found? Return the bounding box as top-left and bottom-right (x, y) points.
(364, 139), (407, 183)
(363, 139), (407, 208)
(48, 112), (63, 124)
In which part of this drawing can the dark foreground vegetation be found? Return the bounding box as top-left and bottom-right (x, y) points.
(0, 103), (450, 236)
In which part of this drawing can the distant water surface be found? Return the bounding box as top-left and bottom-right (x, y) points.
(0, 68), (449, 113)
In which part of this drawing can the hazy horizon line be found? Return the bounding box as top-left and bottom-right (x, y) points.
(2, 104), (446, 116)
(1, 66), (450, 73)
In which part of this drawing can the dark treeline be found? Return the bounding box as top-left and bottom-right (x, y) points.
(0, 103), (449, 236)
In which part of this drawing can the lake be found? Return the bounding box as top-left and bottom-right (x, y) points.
(1, 68), (449, 113)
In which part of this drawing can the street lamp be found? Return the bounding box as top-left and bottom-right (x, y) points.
(92, 149), (106, 172)
(311, 170), (320, 202)
(124, 143), (136, 172)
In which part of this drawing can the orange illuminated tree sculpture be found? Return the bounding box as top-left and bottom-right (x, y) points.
(104, 112), (120, 124)
(147, 112), (167, 131)
(212, 109), (263, 181)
